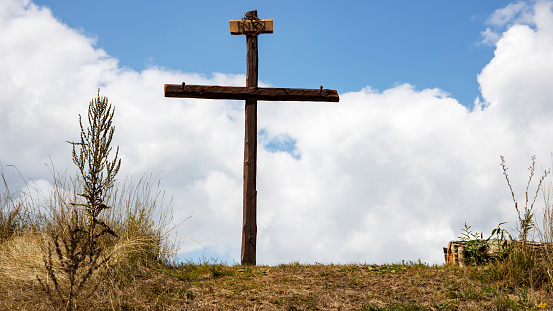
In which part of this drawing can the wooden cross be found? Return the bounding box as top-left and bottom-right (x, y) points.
(164, 10), (339, 265)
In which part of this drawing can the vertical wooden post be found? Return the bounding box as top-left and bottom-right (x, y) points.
(242, 10), (258, 265)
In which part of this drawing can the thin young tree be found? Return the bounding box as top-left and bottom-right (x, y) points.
(37, 90), (121, 311)
(69, 89), (120, 246)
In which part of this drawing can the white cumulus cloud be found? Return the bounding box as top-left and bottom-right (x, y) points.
(479, 1), (539, 46)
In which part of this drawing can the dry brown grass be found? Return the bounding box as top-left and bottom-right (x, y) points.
(2, 256), (553, 310)
(0, 232), (46, 282)
(0, 165), (179, 310)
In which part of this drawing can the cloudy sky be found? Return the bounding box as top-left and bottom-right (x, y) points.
(2, 0), (553, 265)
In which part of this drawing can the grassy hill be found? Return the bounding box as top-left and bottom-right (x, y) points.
(1, 255), (552, 310)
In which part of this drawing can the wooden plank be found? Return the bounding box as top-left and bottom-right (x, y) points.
(242, 96), (257, 266)
(229, 19), (273, 35)
(164, 84), (340, 102)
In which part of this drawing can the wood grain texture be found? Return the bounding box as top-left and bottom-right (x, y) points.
(164, 84), (340, 102)
(229, 19), (273, 35)
(241, 31), (259, 266)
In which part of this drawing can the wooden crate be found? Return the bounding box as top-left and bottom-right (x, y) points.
(444, 240), (553, 266)
(444, 241), (466, 266)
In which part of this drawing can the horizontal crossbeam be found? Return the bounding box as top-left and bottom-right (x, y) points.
(164, 84), (339, 102)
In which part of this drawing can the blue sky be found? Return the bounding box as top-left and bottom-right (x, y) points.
(34, 0), (506, 107)
(3, 0), (553, 265)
